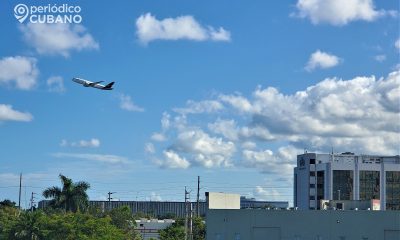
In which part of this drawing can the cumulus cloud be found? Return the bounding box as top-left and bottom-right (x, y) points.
(242, 146), (300, 176)
(173, 100), (224, 115)
(374, 54), (386, 62)
(395, 39), (400, 50)
(47, 76), (65, 93)
(0, 56), (38, 90)
(147, 70), (400, 173)
(136, 13), (231, 44)
(52, 152), (128, 164)
(253, 186), (283, 202)
(60, 138), (100, 148)
(0, 104), (33, 122)
(166, 129), (236, 168)
(208, 119), (238, 141)
(293, 0), (393, 25)
(19, 23), (99, 57)
(151, 132), (167, 142)
(305, 50), (341, 72)
(119, 94), (144, 112)
(160, 150), (190, 169)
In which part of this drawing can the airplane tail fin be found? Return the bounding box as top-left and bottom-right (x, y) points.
(104, 82), (115, 89)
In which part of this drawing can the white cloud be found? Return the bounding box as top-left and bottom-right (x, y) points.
(151, 132), (167, 142)
(305, 50), (341, 72)
(293, 0), (391, 25)
(136, 13), (231, 44)
(148, 70), (400, 172)
(0, 104), (33, 122)
(150, 192), (162, 201)
(374, 54), (386, 62)
(60, 138), (100, 148)
(253, 186), (283, 202)
(145, 142), (155, 154)
(52, 152), (128, 164)
(119, 94), (144, 112)
(47, 76), (65, 93)
(219, 94), (253, 113)
(161, 150), (190, 169)
(0, 56), (38, 90)
(174, 100), (224, 115)
(208, 119), (238, 141)
(209, 27), (231, 41)
(171, 129), (236, 168)
(395, 39), (400, 50)
(19, 23), (99, 57)
(161, 112), (171, 130)
(242, 146), (299, 176)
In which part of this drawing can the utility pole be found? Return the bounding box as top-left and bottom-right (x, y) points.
(18, 173), (22, 209)
(184, 187), (188, 240)
(30, 192), (36, 212)
(184, 187), (193, 240)
(196, 176), (200, 217)
(108, 192), (116, 211)
(189, 202), (193, 240)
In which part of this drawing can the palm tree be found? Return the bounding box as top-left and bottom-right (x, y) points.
(43, 174), (90, 212)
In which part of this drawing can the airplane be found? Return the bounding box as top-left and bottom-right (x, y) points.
(72, 77), (115, 90)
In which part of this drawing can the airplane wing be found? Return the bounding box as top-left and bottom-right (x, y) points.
(89, 81), (104, 86)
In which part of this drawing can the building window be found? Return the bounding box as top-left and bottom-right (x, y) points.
(317, 171), (324, 209)
(310, 159), (316, 164)
(333, 170), (353, 200)
(359, 171), (380, 200)
(310, 171), (315, 176)
(310, 196), (315, 200)
(386, 171), (400, 210)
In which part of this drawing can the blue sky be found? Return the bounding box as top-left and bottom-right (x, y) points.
(0, 0), (399, 208)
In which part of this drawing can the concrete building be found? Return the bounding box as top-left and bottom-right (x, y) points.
(240, 196), (289, 209)
(294, 152), (400, 210)
(38, 196), (288, 215)
(320, 199), (380, 210)
(206, 192), (241, 210)
(38, 200), (208, 218)
(206, 209), (400, 240)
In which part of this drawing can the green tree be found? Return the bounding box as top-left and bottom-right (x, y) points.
(5, 211), (127, 240)
(159, 219), (185, 240)
(0, 199), (17, 208)
(8, 211), (46, 240)
(43, 174), (90, 213)
(192, 217), (205, 240)
(108, 206), (142, 239)
(0, 205), (19, 239)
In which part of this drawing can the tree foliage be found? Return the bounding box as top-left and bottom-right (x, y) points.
(42, 174), (90, 213)
(0, 207), (128, 240)
(159, 217), (205, 240)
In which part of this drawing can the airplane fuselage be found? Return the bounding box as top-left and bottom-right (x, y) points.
(72, 77), (114, 90)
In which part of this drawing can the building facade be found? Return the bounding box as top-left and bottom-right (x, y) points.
(240, 196), (289, 209)
(294, 152), (400, 210)
(206, 209), (400, 240)
(38, 196), (287, 217)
